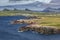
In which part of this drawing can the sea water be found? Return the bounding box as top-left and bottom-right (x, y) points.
(0, 16), (60, 40)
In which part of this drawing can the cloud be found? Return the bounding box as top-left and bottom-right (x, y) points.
(36, 0), (51, 3)
(51, 0), (60, 3)
(9, 0), (51, 3)
(9, 0), (33, 1)
(48, 0), (60, 6)
(0, 0), (51, 6)
(0, 0), (34, 6)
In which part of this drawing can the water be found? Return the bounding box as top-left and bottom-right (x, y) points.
(0, 16), (60, 40)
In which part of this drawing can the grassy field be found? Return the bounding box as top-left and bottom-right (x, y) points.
(37, 17), (60, 27)
(0, 10), (60, 28)
(0, 10), (60, 16)
(0, 10), (33, 16)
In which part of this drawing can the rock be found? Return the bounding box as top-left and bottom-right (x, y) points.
(10, 20), (24, 24)
(55, 29), (60, 34)
(11, 19), (36, 25)
(19, 26), (60, 34)
(19, 27), (31, 32)
(27, 16), (37, 19)
(26, 16), (41, 19)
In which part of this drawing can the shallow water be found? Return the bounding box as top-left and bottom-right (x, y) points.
(0, 16), (60, 40)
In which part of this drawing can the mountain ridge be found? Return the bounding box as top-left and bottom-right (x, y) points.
(0, 1), (60, 12)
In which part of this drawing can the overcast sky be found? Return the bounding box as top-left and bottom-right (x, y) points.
(0, 0), (52, 6)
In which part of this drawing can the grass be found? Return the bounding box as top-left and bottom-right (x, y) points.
(0, 10), (33, 16)
(0, 10), (60, 28)
(38, 17), (60, 26)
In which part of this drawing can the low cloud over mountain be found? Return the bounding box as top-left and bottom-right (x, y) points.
(0, 0), (60, 12)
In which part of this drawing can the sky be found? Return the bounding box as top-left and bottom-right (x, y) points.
(0, 0), (52, 6)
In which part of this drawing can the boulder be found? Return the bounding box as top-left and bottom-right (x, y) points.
(18, 26), (60, 34)
(19, 27), (31, 32)
(11, 20), (35, 25)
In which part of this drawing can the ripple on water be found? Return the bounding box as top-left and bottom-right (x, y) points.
(0, 16), (60, 40)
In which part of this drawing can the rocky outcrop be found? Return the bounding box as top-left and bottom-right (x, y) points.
(26, 16), (41, 19)
(11, 20), (23, 24)
(10, 16), (60, 35)
(10, 16), (41, 24)
(11, 19), (37, 24)
(18, 25), (60, 35)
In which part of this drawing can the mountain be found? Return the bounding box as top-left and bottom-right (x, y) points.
(50, 0), (60, 4)
(42, 7), (60, 12)
(0, 0), (60, 12)
(42, 0), (60, 12)
(0, 1), (48, 11)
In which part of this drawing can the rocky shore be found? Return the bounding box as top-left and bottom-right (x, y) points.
(11, 19), (36, 25)
(18, 24), (60, 35)
(10, 16), (60, 35)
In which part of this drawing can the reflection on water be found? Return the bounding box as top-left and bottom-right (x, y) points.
(0, 16), (60, 40)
